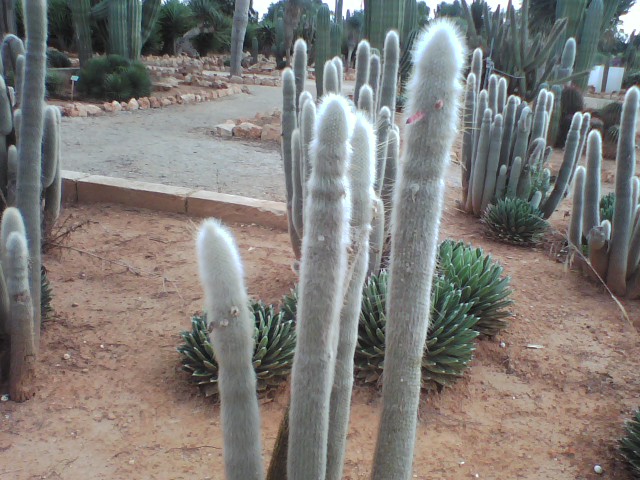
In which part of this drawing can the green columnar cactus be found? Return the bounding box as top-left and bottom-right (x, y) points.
(315, 5), (331, 98)
(369, 54), (381, 106)
(471, 90), (489, 169)
(196, 221), (263, 480)
(548, 84), (563, 146)
(378, 31), (400, 114)
(330, 22), (341, 58)
(251, 37), (259, 64)
(293, 40), (307, 115)
(324, 60), (340, 94)
(371, 21), (465, 480)
(557, 37), (576, 80)
(582, 130), (601, 238)
(365, 0), (404, 50)
(541, 112), (583, 218)
(531, 89), (548, 141)
(287, 95), (352, 480)
(461, 72), (477, 205)
(512, 107), (532, 168)
(358, 85), (375, 122)
(325, 114), (375, 480)
(281, 69), (301, 259)
(291, 129), (303, 237)
(471, 109), (492, 216)
(569, 166), (585, 248)
(607, 87), (638, 296)
(495, 164), (508, 200)
(69, 0), (93, 66)
(574, 0), (603, 90)
(488, 75), (498, 118)
(471, 48), (483, 95)
(353, 40), (370, 106)
(480, 114), (504, 212)
(507, 157), (523, 198)
(499, 96), (519, 169)
(497, 77), (508, 115)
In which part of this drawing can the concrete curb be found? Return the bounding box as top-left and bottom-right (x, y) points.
(62, 170), (287, 231)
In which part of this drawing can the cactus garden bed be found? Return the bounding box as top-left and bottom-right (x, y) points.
(1, 197), (639, 479)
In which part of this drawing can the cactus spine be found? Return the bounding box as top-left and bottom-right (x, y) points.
(325, 114), (375, 480)
(287, 95), (352, 480)
(353, 40), (370, 106)
(607, 87), (638, 295)
(196, 221), (263, 480)
(371, 21), (465, 480)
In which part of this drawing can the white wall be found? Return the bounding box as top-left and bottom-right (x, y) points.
(588, 66), (625, 93)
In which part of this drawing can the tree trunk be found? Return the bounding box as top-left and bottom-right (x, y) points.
(230, 0), (250, 77)
(601, 56), (611, 93)
(266, 403), (290, 480)
(284, 2), (302, 67)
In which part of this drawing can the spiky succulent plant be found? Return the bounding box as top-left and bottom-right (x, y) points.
(355, 271), (479, 390)
(437, 240), (513, 337)
(620, 408), (640, 478)
(600, 192), (615, 223)
(482, 197), (549, 246)
(178, 301), (296, 397)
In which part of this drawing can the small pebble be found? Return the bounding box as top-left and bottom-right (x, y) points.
(0, 394), (9, 402)
(499, 341), (506, 348)
(71, 303), (79, 308)
(63, 353), (71, 360)
(594, 465), (603, 474)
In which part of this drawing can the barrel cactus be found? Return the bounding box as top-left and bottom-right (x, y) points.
(178, 301), (296, 397)
(482, 197), (550, 246)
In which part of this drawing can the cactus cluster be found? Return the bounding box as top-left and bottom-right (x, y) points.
(70, 0), (161, 65)
(461, 46), (589, 227)
(178, 301), (296, 397)
(196, 21), (466, 480)
(568, 87), (640, 298)
(0, 0), (60, 402)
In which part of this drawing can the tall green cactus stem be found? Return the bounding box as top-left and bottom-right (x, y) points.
(332, 57), (344, 94)
(353, 40), (370, 106)
(461, 72), (477, 205)
(365, 0), (404, 50)
(548, 84), (562, 146)
(293, 39), (307, 115)
(470, 109), (492, 216)
(607, 87), (638, 295)
(471, 48), (483, 95)
(481, 114), (504, 212)
(6, 230), (36, 402)
(495, 164), (508, 199)
(127, 0), (142, 61)
(330, 23), (341, 58)
(499, 96), (518, 169)
(582, 130), (601, 238)
(324, 60), (340, 95)
(69, 0), (93, 66)
(291, 129), (303, 238)
(506, 157), (523, 198)
(326, 114), (375, 480)
(299, 99), (316, 202)
(530, 190), (543, 210)
(512, 107), (533, 169)
(574, 0), (603, 90)
(557, 37), (576, 80)
(531, 89), (548, 141)
(196, 220), (264, 480)
(358, 85), (375, 122)
(497, 77), (507, 115)
(15, 0), (46, 345)
(287, 95), (352, 480)
(378, 31), (400, 115)
(487, 75), (498, 118)
(315, 5), (331, 98)
(472, 90), (488, 167)
(374, 107), (391, 195)
(281, 69), (300, 259)
(541, 112), (583, 219)
(369, 54), (381, 109)
(569, 165), (585, 248)
(371, 21), (465, 480)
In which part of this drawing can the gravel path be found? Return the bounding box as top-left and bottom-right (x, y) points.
(62, 85), (287, 201)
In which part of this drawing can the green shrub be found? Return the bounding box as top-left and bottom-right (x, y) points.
(46, 48), (71, 68)
(177, 301), (296, 397)
(77, 55), (151, 102)
(600, 192), (615, 223)
(45, 71), (65, 99)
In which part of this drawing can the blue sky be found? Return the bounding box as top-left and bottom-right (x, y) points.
(252, 0), (640, 34)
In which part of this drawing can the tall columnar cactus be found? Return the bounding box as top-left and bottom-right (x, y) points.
(371, 21), (465, 480)
(299, 98), (316, 202)
(582, 130), (601, 238)
(293, 40), (308, 114)
(353, 40), (371, 106)
(358, 85), (375, 122)
(557, 37), (576, 80)
(470, 47), (483, 94)
(291, 129), (303, 238)
(323, 60), (340, 95)
(364, 0), (405, 50)
(480, 114), (504, 213)
(461, 72), (476, 205)
(574, 0), (603, 90)
(281, 69), (300, 259)
(378, 31), (400, 114)
(196, 221), (263, 480)
(325, 114), (375, 480)
(470, 109), (492, 216)
(569, 166), (585, 248)
(287, 95), (352, 480)
(607, 87), (638, 296)
(369, 54), (381, 107)
(315, 5), (331, 98)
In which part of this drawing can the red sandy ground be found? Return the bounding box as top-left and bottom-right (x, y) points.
(1, 181), (639, 479)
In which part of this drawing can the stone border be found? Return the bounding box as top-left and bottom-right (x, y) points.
(61, 171), (287, 231)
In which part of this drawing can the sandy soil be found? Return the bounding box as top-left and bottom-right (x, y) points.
(1, 169), (639, 479)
